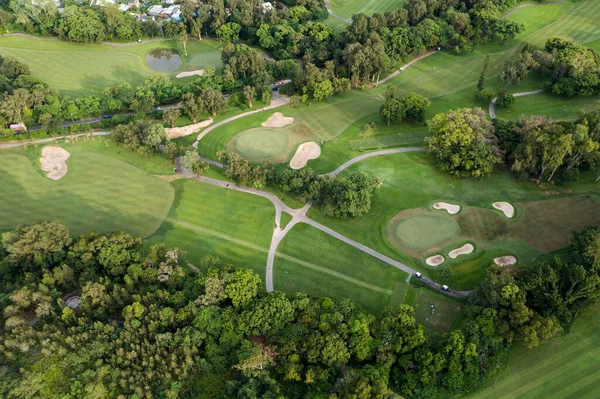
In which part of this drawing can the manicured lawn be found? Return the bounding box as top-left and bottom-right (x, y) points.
(145, 178), (275, 276)
(328, 0), (404, 20)
(0, 36), (223, 96)
(0, 139), (174, 237)
(307, 152), (600, 289)
(273, 222), (410, 313)
(495, 92), (600, 121)
(467, 303), (600, 399)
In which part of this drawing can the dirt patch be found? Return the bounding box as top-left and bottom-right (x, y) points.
(156, 175), (184, 182)
(433, 202), (460, 215)
(166, 119), (213, 139)
(40, 146), (70, 180)
(494, 256), (517, 266)
(290, 142), (321, 169)
(176, 69), (204, 78)
(493, 202), (515, 218)
(426, 255), (445, 266)
(262, 112), (294, 128)
(449, 243), (474, 259)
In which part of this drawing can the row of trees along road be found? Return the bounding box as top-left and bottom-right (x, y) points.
(2, 221), (599, 397)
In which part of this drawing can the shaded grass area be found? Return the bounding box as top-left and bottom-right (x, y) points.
(146, 179), (275, 276)
(0, 140), (174, 237)
(0, 36), (223, 96)
(467, 303), (600, 399)
(274, 222), (410, 313)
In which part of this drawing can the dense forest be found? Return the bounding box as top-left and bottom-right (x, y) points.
(0, 221), (599, 398)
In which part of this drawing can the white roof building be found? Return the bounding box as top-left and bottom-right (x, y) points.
(261, 2), (273, 13)
(147, 5), (163, 15)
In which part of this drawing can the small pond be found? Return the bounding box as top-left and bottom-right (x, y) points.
(145, 49), (182, 72)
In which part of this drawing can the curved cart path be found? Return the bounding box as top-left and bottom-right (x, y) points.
(0, 132), (110, 149)
(326, 147), (424, 177)
(489, 89), (544, 119)
(192, 94), (290, 148)
(374, 51), (437, 86)
(323, 0), (352, 24)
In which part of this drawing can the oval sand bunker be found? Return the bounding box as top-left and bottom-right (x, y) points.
(494, 255), (517, 266)
(493, 202), (514, 218)
(433, 202), (460, 215)
(426, 255), (445, 266)
(449, 243), (474, 259)
(290, 142), (321, 169)
(262, 112), (294, 128)
(40, 146), (70, 180)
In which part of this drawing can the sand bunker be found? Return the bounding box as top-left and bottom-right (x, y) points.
(176, 69), (204, 78)
(290, 142), (321, 169)
(449, 243), (474, 259)
(493, 202), (515, 218)
(262, 112), (294, 128)
(166, 118), (213, 139)
(433, 202), (460, 215)
(40, 146), (70, 180)
(426, 255), (445, 266)
(494, 256), (517, 267)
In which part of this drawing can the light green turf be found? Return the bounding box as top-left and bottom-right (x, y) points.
(145, 178), (275, 276)
(233, 128), (289, 161)
(467, 303), (600, 399)
(495, 92), (600, 121)
(0, 36), (223, 96)
(273, 222), (416, 314)
(0, 140), (174, 237)
(392, 214), (460, 250)
(328, 0), (404, 20)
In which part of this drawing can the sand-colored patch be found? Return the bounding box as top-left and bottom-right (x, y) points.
(156, 175), (184, 182)
(176, 69), (204, 78)
(433, 202), (460, 215)
(289, 141), (321, 169)
(493, 202), (515, 218)
(494, 256), (517, 266)
(426, 255), (445, 266)
(448, 243), (474, 259)
(40, 146), (70, 180)
(166, 118), (213, 139)
(262, 112), (294, 128)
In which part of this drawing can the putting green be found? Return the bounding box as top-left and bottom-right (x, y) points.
(390, 214), (460, 251)
(232, 128), (289, 161)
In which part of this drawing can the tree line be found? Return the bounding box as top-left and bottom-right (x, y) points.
(425, 105), (600, 182)
(1, 220), (598, 397)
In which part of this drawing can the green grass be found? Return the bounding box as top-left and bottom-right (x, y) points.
(328, 0), (404, 20)
(467, 303), (600, 399)
(273, 222), (410, 314)
(495, 93), (600, 121)
(231, 128), (290, 161)
(307, 152), (600, 289)
(349, 131), (427, 150)
(146, 178), (275, 276)
(0, 36), (223, 96)
(391, 214), (460, 250)
(0, 139), (174, 237)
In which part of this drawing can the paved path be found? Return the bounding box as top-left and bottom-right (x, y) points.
(374, 51), (437, 87)
(192, 94), (290, 148)
(502, 0), (565, 19)
(326, 148), (424, 176)
(0, 132), (110, 149)
(323, 0), (352, 23)
(489, 89), (544, 119)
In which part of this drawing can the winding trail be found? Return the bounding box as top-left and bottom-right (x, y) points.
(192, 93), (290, 148)
(489, 89), (544, 119)
(326, 148), (424, 176)
(501, 0), (566, 19)
(323, 0), (352, 23)
(374, 51), (437, 87)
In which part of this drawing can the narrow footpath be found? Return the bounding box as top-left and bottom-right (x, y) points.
(489, 89), (544, 119)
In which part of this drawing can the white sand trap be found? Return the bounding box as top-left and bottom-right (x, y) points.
(426, 255), (445, 267)
(40, 146), (70, 180)
(166, 118), (213, 139)
(493, 202), (515, 218)
(433, 202), (460, 215)
(290, 142), (321, 169)
(494, 256), (517, 267)
(176, 69), (204, 78)
(449, 243), (474, 259)
(262, 112), (294, 128)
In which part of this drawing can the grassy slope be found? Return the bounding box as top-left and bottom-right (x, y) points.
(328, 0), (404, 20)
(467, 304), (600, 399)
(0, 138), (174, 237)
(0, 36), (223, 96)
(145, 178), (275, 277)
